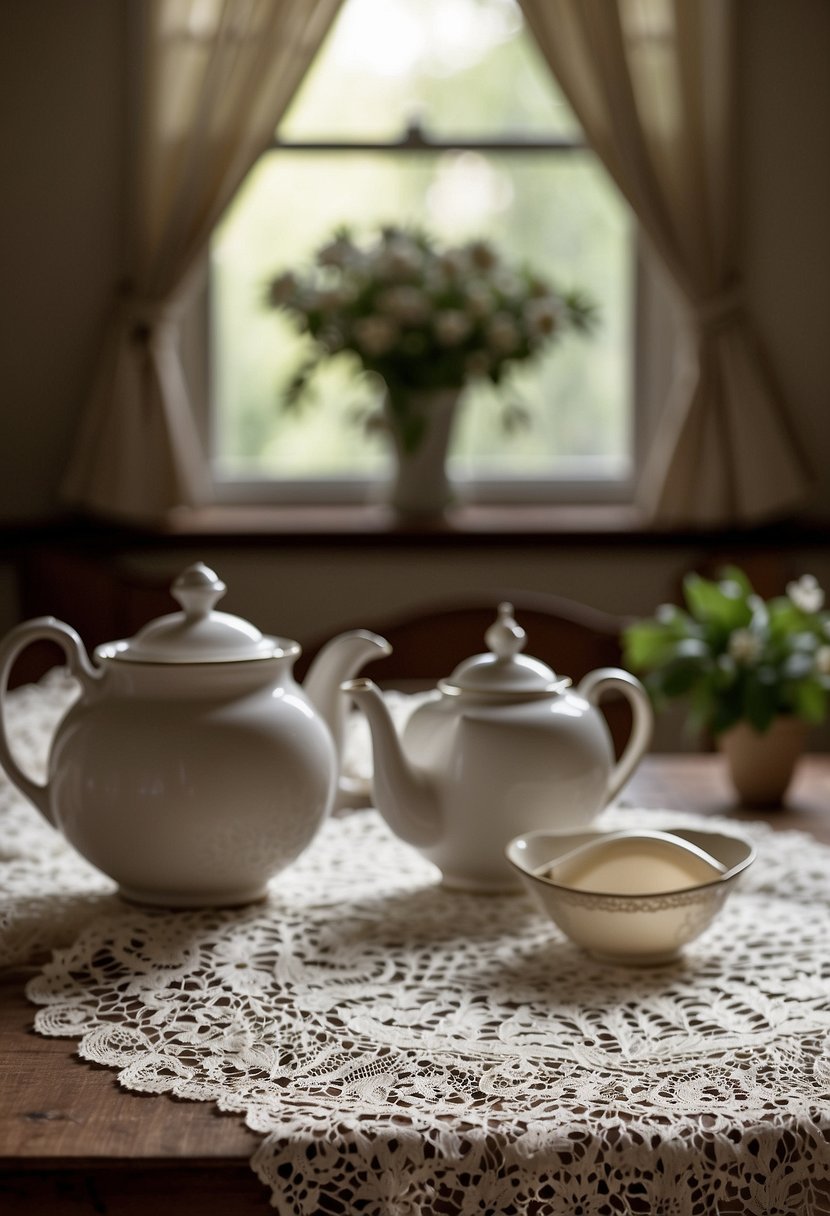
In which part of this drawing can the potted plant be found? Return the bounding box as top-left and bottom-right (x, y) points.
(265, 225), (596, 516)
(622, 568), (830, 806)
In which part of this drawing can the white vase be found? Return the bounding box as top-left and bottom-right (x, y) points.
(384, 389), (460, 518)
(718, 716), (807, 807)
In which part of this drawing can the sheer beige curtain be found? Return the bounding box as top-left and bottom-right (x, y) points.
(520, 0), (810, 524)
(63, 0), (342, 520)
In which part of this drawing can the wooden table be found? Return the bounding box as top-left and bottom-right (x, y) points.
(2, 755), (829, 1214)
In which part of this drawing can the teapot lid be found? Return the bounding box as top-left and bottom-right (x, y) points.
(439, 602), (570, 698)
(106, 563), (296, 664)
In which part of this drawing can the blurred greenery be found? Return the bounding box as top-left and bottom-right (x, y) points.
(210, 0), (633, 484)
(623, 569), (830, 737)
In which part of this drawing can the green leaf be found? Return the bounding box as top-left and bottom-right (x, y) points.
(717, 565), (755, 597)
(655, 604), (702, 639)
(794, 678), (827, 724)
(683, 573), (752, 632)
(767, 598), (804, 637)
(743, 670), (779, 732)
(561, 288), (600, 333)
(500, 401), (531, 434)
(622, 622), (676, 671)
(642, 671), (669, 711)
(687, 680), (716, 731)
(712, 654), (738, 690)
(659, 655), (707, 698)
(709, 693), (743, 736)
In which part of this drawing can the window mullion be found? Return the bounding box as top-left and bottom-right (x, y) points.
(269, 136), (585, 154)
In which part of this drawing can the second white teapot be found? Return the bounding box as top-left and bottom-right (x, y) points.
(346, 602), (653, 892)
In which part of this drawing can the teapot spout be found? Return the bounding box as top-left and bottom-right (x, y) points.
(304, 630), (391, 766)
(342, 678), (440, 848)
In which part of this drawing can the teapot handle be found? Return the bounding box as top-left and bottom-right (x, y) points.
(576, 667), (653, 805)
(0, 618), (100, 825)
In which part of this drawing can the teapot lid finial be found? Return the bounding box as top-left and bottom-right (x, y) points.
(172, 563), (227, 619)
(439, 604), (570, 699)
(485, 602), (526, 660)
(106, 563), (297, 664)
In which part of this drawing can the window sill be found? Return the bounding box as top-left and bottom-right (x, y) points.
(162, 502), (652, 544)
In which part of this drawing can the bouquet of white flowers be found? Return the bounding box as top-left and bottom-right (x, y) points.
(266, 226), (596, 453)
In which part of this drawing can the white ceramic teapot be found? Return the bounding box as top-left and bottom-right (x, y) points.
(345, 602), (653, 892)
(0, 563), (389, 907)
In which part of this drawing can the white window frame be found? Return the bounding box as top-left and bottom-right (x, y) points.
(194, 118), (678, 508)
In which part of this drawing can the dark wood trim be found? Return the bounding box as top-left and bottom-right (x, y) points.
(0, 507), (827, 555)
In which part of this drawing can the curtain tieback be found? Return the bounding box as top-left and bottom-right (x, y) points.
(693, 286), (745, 335)
(118, 292), (183, 345)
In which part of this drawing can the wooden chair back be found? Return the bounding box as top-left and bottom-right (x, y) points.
(301, 590), (632, 757)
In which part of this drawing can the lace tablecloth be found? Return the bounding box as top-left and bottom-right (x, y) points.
(2, 673), (830, 1215)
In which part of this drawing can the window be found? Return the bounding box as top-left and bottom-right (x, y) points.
(208, 0), (637, 504)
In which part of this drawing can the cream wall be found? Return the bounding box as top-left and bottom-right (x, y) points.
(0, 0), (125, 523)
(740, 0), (830, 516)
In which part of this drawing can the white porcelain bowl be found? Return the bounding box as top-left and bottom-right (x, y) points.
(506, 826), (755, 965)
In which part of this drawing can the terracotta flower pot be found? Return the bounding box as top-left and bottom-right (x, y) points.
(717, 716), (808, 808)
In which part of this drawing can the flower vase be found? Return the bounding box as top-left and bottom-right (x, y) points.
(718, 716), (808, 807)
(384, 389), (460, 519)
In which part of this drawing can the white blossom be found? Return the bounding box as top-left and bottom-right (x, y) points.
(318, 325), (345, 353)
(466, 239), (498, 271)
(486, 312), (522, 354)
(787, 573), (824, 614)
(728, 628), (762, 663)
(433, 309), (472, 346)
(267, 271), (297, 306)
(316, 235), (357, 269)
(351, 314), (399, 356)
(262, 227), (594, 408)
(717, 653), (737, 677)
(494, 269), (522, 300)
(464, 280), (495, 318)
(437, 249), (467, 279)
(376, 235), (423, 279)
(815, 645), (830, 676)
(316, 285), (354, 312)
(526, 274), (551, 298)
(376, 286), (431, 325)
(523, 296), (562, 338)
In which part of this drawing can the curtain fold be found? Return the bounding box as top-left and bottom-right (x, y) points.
(63, 0), (343, 521)
(520, 0), (811, 525)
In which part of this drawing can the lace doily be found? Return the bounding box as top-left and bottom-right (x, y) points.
(3, 673), (830, 1215)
